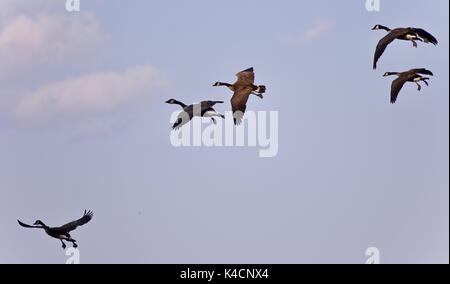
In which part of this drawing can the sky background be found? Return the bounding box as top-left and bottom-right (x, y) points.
(0, 0), (448, 264)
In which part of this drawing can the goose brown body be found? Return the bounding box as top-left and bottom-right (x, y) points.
(383, 68), (434, 104)
(213, 67), (267, 125)
(372, 25), (438, 69)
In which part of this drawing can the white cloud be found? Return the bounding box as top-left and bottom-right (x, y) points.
(0, 0), (61, 22)
(15, 66), (168, 119)
(0, 13), (104, 78)
(303, 20), (334, 41)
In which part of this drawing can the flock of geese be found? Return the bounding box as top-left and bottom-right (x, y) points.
(17, 24), (440, 250)
(165, 24), (439, 130)
(166, 67), (267, 128)
(372, 24), (438, 104)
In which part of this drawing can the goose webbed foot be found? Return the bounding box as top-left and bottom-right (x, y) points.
(61, 240), (67, 249)
(412, 40), (418, 48)
(73, 243), (78, 248)
(211, 117), (217, 125)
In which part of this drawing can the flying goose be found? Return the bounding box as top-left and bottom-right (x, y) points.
(213, 67), (267, 125)
(372, 25), (438, 69)
(18, 210), (93, 249)
(383, 68), (433, 104)
(166, 99), (225, 130)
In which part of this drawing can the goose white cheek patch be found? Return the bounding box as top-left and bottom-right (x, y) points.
(169, 111), (279, 158)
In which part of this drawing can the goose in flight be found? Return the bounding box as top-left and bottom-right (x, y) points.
(213, 67), (267, 125)
(18, 210), (93, 249)
(372, 25), (438, 69)
(166, 99), (225, 130)
(383, 68), (433, 104)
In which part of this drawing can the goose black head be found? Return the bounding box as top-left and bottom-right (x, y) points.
(212, 82), (221, 87)
(372, 24), (390, 31)
(372, 24), (381, 30)
(383, 72), (397, 77)
(34, 220), (45, 226)
(165, 99), (177, 104)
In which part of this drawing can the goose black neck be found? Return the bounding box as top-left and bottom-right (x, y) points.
(172, 100), (187, 108)
(39, 223), (48, 229)
(386, 72), (399, 76)
(218, 82), (232, 87)
(380, 25), (391, 32)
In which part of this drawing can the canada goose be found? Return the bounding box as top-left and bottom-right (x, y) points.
(166, 99), (225, 130)
(383, 68), (433, 104)
(18, 210), (93, 249)
(213, 67), (267, 125)
(372, 25), (438, 69)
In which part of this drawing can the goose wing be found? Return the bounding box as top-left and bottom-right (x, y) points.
(390, 76), (408, 104)
(202, 101), (224, 108)
(57, 210), (93, 232)
(172, 104), (194, 130)
(172, 114), (191, 130)
(409, 68), (434, 76)
(373, 29), (409, 69)
(411, 28), (438, 45)
(234, 67), (255, 87)
(17, 220), (42, 229)
(199, 101), (224, 116)
(231, 86), (253, 125)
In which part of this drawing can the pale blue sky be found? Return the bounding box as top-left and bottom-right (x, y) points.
(0, 0), (448, 264)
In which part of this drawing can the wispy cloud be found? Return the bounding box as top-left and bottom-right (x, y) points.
(15, 66), (168, 119)
(0, 14), (104, 79)
(283, 20), (334, 46)
(0, 0), (62, 22)
(303, 20), (334, 41)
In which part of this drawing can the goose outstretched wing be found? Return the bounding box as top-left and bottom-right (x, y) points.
(58, 210), (93, 232)
(411, 28), (438, 45)
(390, 77), (408, 104)
(202, 101), (224, 108)
(234, 67), (255, 86)
(409, 68), (434, 76)
(373, 29), (409, 69)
